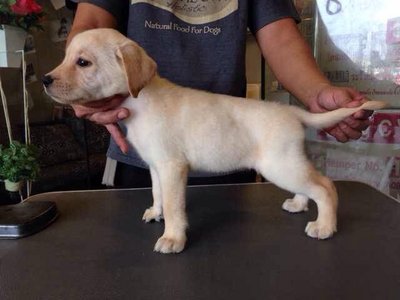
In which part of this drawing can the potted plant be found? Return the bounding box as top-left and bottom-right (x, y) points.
(0, 140), (39, 192)
(0, 0), (44, 31)
(0, 0), (45, 67)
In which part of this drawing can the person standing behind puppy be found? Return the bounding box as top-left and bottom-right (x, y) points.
(67, 0), (372, 188)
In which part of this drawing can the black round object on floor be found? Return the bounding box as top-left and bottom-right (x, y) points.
(0, 201), (58, 239)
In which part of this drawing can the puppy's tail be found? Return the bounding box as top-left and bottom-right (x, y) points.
(291, 100), (387, 129)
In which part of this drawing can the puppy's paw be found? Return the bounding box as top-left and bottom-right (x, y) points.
(305, 221), (337, 240)
(154, 235), (186, 254)
(282, 198), (308, 213)
(142, 207), (163, 223)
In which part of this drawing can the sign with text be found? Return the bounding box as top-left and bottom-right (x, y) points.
(306, 110), (400, 200)
(316, 0), (400, 107)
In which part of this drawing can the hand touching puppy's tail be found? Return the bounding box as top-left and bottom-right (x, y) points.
(291, 100), (387, 129)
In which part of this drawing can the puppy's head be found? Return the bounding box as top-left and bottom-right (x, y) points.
(43, 28), (157, 104)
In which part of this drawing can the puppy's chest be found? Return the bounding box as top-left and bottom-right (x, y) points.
(122, 101), (174, 152)
(122, 103), (152, 139)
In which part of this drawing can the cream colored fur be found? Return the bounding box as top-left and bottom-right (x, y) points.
(44, 28), (387, 254)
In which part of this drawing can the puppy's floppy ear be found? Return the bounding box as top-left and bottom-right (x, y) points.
(116, 41), (157, 98)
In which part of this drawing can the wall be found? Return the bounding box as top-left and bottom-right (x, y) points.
(0, 1), (73, 145)
(245, 32), (262, 98)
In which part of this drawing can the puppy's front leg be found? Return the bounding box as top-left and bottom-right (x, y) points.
(143, 167), (163, 222)
(154, 163), (188, 254)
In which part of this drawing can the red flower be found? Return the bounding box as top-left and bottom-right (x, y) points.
(10, 0), (42, 15)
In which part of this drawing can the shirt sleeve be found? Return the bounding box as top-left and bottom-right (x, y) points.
(78, 0), (129, 25)
(248, 0), (301, 34)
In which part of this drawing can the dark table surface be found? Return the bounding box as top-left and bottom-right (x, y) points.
(0, 181), (399, 300)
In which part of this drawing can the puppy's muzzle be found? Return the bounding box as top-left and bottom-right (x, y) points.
(42, 75), (54, 88)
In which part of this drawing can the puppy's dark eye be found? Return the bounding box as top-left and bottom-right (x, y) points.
(76, 58), (91, 67)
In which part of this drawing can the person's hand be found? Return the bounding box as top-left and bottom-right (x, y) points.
(308, 85), (373, 142)
(72, 95), (130, 153)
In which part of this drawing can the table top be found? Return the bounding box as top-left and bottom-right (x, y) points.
(0, 181), (399, 300)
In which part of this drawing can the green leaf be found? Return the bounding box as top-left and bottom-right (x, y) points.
(0, 140), (40, 182)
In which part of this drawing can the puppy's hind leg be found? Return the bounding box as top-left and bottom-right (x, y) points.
(143, 167), (163, 222)
(304, 174), (338, 239)
(258, 157), (337, 240)
(154, 162), (189, 254)
(282, 194), (309, 213)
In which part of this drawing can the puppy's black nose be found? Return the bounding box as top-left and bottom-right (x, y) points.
(42, 75), (54, 87)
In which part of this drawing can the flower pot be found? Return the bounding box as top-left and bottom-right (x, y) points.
(4, 179), (23, 192)
(0, 24), (27, 68)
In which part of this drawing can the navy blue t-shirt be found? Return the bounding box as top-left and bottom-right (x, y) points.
(81, 0), (300, 170)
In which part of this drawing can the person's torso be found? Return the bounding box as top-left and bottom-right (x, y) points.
(126, 0), (248, 97)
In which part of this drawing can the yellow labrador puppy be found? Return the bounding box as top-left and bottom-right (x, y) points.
(43, 28), (386, 254)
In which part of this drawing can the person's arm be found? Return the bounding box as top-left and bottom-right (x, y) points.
(256, 18), (329, 105)
(256, 18), (372, 142)
(67, 3), (130, 153)
(67, 3), (118, 45)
